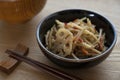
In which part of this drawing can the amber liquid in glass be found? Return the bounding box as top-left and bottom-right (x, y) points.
(0, 0), (46, 23)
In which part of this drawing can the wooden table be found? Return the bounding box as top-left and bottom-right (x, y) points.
(0, 0), (120, 80)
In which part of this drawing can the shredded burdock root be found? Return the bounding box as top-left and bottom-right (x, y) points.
(45, 17), (107, 59)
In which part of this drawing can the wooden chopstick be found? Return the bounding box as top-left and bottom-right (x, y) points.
(5, 49), (83, 80)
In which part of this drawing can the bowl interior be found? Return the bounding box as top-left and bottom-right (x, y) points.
(37, 9), (116, 61)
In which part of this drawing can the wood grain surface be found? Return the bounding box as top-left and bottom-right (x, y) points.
(0, 0), (120, 80)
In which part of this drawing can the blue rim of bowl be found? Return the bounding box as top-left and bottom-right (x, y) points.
(36, 9), (117, 63)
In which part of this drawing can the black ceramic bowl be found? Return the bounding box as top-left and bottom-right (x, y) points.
(36, 9), (117, 68)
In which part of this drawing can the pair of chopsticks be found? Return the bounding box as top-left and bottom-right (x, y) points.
(6, 49), (83, 80)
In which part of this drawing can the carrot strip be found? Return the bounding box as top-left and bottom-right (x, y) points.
(81, 47), (89, 55)
(78, 38), (83, 43)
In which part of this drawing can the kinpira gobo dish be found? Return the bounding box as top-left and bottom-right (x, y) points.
(37, 9), (117, 68)
(45, 18), (107, 59)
